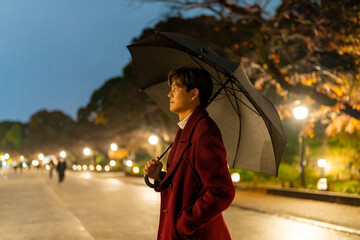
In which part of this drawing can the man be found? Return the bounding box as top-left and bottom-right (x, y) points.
(144, 67), (235, 240)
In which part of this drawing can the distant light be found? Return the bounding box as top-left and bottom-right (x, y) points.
(125, 160), (133, 167)
(22, 162), (27, 168)
(45, 165), (50, 171)
(96, 165), (102, 171)
(133, 166), (140, 174)
(4, 153), (10, 159)
(2, 161), (7, 167)
(317, 178), (328, 190)
(83, 147), (91, 156)
(72, 165), (77, 171)
(231, 173), (241, 183)
(60, 151), (67, 158)
(149, 135), (159, 145)
(293, 106), (308, 120)
(84, 173), (91, 179)
(104, 165), (110, 172)
(82, 165), (88, 171)
(110, 143), (118, 151)
(110, 160), (116, 166)
(20, 155), (25, 161)
(38, 153), (44, 160)
(32, 160), (39, 166)
(89, 165), (95, 171)
(317, 159), (327, 168)
(0, 156), (5, 161)
(77, 165), (82, 171)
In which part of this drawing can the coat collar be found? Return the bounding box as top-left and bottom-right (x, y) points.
(179, 105), (208, 143)
(161, 106), (208, 186)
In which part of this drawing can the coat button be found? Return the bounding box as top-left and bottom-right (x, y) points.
(170, 183), (173, 188)
(162, 209), (168, 214)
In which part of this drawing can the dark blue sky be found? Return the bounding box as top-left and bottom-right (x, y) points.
(1, 1), (280, 123)
(0, 1), (169, 122)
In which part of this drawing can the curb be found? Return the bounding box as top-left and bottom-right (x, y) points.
(231, 203), (360, 236)
(266, 187), (360, 206)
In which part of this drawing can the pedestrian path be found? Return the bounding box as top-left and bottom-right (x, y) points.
(232, 189), (360, 235)
(116, 174), (360, 233)
(0, 170), (94, 240)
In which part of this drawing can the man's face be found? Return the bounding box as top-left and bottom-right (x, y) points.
(168, 79), (193, 114)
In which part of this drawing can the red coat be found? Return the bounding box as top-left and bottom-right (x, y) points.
(156, 106), (235, 240)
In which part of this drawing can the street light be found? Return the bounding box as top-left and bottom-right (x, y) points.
(149, 135), (159, 145)
(318, 159), (327, 177)
(4, 153), (10, 159)
(231, 172), (241, 183)
(83, 147), (91, 156)
(110, 160), (116, 166)
(133, 166), (140, 174)
(38, 153), (44, 160)
(110, 143), (118, 151)
(293, 104), (309, 187)
(60, 151), (67, 158)
(125, 160), (133, 167)
(293, 106), (309, 120)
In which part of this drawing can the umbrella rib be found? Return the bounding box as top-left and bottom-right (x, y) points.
(189, 54), (223, 86)
(221, 86), (261, 117)
(229, 80), (242, 168)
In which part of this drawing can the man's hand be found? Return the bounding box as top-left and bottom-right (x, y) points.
(144, 159), (163, 180)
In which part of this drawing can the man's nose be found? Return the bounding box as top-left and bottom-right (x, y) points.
(168, 90), (173, 98)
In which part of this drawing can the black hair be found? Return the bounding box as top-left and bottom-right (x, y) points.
(168, 67), (213, 107)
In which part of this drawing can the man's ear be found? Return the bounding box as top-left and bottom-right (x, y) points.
(191, 88), (200, 101)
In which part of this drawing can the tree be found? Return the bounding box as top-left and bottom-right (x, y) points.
(139, 0), (360, 133)
(76, 64), (176, 156)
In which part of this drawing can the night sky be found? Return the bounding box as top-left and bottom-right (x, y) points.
(1, 0), (280, 123)
(0, 0), (169, 122)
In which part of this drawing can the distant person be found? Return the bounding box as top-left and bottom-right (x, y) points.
(49, 159), (55, 179)
(56, 158), (67, 184)
(12, 160), (18, 173)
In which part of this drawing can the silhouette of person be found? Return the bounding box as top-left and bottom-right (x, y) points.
(56, 158), (67, 184)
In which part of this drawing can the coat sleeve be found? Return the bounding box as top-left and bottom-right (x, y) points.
(176, 119), (235, 237)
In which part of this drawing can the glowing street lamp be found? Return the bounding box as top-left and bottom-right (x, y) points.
(133, 166), (140, 174)
(318, 159), (327, 177)
(149, 135), (159, 145)
(20, 155), (25, 161)
(110, 160), (116, 167)
(96, 165), (102, 171)
(4, 153), (10, 159)
(125, 160), (133, 167)
(110, 143), (118, 151)
(104, 165), (110, 172)
(231, 173), (241, 183)
(60, 151), (67, 158)
(293, 106), (309, 120)
(83, 147), (91, 156)
(38, 153), (44, 161)
(293, 104), (309, 187)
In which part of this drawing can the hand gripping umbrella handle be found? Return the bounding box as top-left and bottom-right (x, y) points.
(144, 143), (172, 189)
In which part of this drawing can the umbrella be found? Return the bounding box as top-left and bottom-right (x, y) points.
(127, 31), (286, 187)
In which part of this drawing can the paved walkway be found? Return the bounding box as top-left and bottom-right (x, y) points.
(0, 170), (359, 240)
(0, 169), (94, 240)
(115, 173), (360, 233)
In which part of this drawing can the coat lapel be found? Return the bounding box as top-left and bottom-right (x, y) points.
(161, 106), (208, 185)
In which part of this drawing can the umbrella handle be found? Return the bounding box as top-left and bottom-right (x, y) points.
(143, 143), (173, 189)
(144, 174), (160, 188)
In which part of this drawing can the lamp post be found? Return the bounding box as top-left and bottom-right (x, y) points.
(293, 105), (309, 187)
(318, 158), (327, 177)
